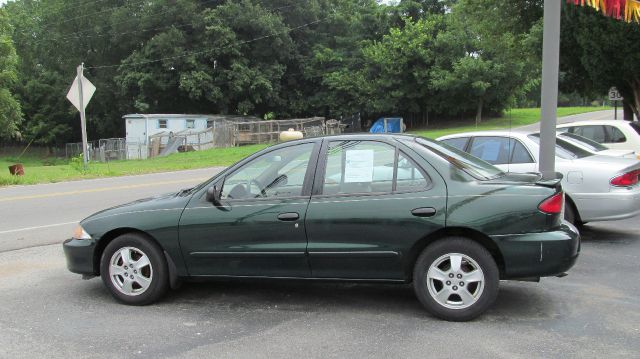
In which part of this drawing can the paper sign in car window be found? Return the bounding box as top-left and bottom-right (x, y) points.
(344, 149), (374, 182)
(481, 141), (501, 162)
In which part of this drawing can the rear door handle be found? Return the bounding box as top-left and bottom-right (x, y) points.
(277, 212), (299, 221)
(411, 207), (436, 217)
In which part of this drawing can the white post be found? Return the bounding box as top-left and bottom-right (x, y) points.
(538, 0), (561, 180)
(77, 63), (89, 170)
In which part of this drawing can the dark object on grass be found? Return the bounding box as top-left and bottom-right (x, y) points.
(8, 163), (24, 176)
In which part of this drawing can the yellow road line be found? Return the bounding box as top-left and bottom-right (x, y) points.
(0, 177), (208, 203)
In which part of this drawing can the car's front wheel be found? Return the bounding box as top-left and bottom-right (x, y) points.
(413, 237), (499, 321)
(100, 233), (169, 305)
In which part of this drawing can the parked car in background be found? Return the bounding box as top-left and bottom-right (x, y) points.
(556, 120), (640, 155)
(557, 132), (638, 159)
(437, 131), (640, 225)
(64, 134), (580, 322)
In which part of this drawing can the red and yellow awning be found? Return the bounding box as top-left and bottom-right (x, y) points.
(568, 0), (640, 23)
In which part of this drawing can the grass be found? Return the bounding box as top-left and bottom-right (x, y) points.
(0, 106), (611, 187)
(0, 144), (268, 186)
(410, 106), (611, 139)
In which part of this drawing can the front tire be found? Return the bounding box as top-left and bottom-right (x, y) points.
(413, 237), (499, 321)
(100, 233), (169, 305)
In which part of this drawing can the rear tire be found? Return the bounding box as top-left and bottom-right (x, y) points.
(564, 200), (578, 225)
(100, 233), (169, 305)
(413, 237), (499, 321)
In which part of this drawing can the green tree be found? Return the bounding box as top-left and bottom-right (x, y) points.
(0, 8), (22, 141)
(561, 3), (640, 120)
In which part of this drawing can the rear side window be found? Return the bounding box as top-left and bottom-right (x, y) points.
(630, 122), (640, 135)
(511, 140), (534, 163)
(572, 125), (606, 143)
(441, 137), (469, 151)
(323, 141), (395, 195)
(396, 152), (431, 192)
(604, 125), (626, 143)
(469, 137), (513, 165)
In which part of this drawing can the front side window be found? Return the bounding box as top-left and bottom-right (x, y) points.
(221, 143), (314, 200)
(323, 141), (395, 195)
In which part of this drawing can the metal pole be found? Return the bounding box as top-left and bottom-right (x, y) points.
(538, 0), (561, 180)
(77, 63), (89, 170)
(614, 101), (618, 120)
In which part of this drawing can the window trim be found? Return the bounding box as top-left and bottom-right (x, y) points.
(158, 119), (168, 129)
(312, 139), (433, 199)
(185, 119), (196, 129)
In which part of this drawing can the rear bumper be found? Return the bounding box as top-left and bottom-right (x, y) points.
(492, 222), (580, 279)
(63, 238), (96, 275)
(572, 188), (640, 222)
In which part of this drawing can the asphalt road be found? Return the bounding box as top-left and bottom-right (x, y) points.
(517, 108), (623, 131)
(0, 108), (637, 358)
(0, 167), (223, 253)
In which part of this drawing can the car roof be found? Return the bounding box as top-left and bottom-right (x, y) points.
(267, 133), (423, 148)
(557, 119), (633, 127)
(436, 130), (533, 141)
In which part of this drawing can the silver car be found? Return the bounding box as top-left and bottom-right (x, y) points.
(437, 130), (640, 225)
(557, 132), (637, 159)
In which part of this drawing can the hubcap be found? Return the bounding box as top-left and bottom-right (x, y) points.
(426, 253), (485, 310)
(109, 247), (153, 296)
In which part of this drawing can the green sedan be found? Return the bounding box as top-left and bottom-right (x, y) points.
(63, 134), (580, 321)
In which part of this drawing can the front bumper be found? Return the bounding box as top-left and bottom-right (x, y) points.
(492, 222), (580, 279)
(63, 238), (96, 275)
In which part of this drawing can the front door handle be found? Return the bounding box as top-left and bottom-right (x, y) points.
(277, 212), (299, 221)
(411, 207), (436, 217)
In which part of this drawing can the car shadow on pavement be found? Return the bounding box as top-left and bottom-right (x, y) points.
(151, 279), (554, 322)
(578, 224), (638, 244)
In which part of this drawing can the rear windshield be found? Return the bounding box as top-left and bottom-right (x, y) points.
(528, 134), (593, 159)
(401, 137), (505, 180)
(630, 122), (640, 136)
(559, 132), (608, 152)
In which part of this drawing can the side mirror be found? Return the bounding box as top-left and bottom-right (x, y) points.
(206, 185), (222, 206)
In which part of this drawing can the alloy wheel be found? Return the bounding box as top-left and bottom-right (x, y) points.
(108, 246), (153, 296)
(426, 253), (485, 310)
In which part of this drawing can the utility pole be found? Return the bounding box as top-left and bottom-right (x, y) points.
(77, 63), (89, 170)
(538, 0), (562, 180)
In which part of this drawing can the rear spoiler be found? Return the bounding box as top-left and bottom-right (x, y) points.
(534, 172), (563, 189)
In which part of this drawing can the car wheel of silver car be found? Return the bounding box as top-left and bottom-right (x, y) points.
(100, 233), (169, 305)
(413, 237), (499, 321)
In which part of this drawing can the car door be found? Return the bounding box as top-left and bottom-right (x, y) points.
(178, 141), (320, 277)
(467, 136), (537, 172)
(304, 139), (447, 280)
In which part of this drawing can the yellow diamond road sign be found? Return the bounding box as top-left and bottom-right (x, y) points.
(66, 75), (96, 111)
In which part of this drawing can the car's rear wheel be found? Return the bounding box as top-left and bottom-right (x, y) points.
(413, 237), (499, 321)
(100, 233), (169, 305)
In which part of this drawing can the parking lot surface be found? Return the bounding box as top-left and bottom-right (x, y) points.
(0, 215), (638, 358)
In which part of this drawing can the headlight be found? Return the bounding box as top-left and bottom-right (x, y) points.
(72, 225), (92, 240)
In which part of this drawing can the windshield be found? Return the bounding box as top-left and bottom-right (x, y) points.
(558, 132), (608, 152)
(401, 137), (505, 180)
(528, 134), (593, 159)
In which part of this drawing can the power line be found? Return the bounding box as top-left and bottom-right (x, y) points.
(85, 17), (325, 69)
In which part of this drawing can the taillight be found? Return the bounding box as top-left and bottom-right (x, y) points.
(538, 192), (564, 214)
(610, 169), (640, 187)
